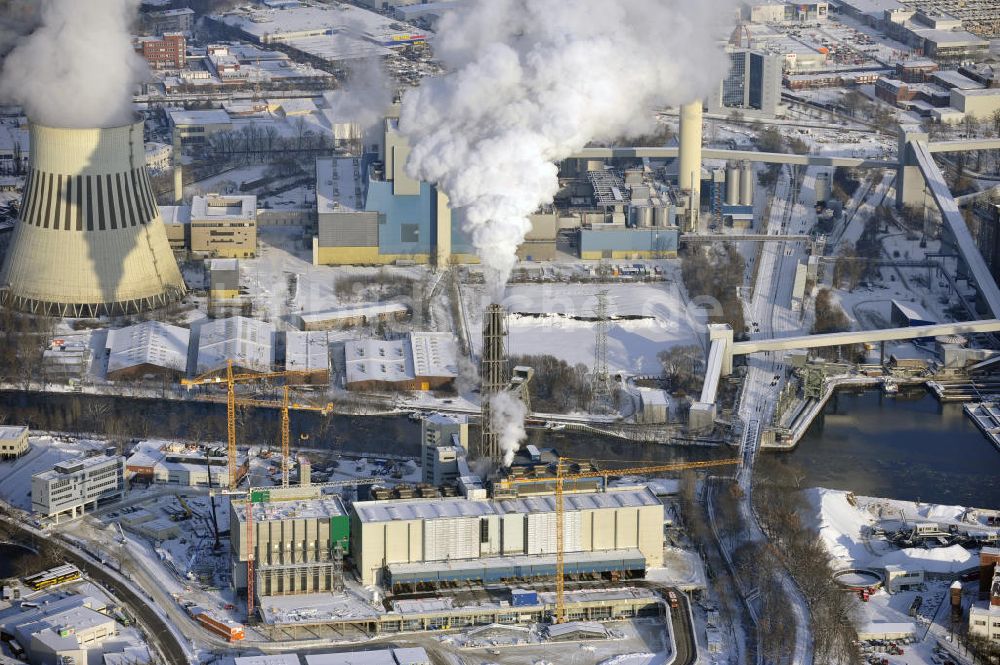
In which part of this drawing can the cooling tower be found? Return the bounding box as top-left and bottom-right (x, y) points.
(0, 118), (186, 316)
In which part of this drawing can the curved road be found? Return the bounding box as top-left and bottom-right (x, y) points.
(0, 515), (190, 665)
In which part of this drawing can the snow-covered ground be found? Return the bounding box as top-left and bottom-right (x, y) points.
(804, 487), (989, 573)
(463, 275), (705, 375)
(0, 435), (108, 511)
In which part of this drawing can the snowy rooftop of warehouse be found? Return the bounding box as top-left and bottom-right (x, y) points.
(106, 321), (190, 376)
(0, 426), (27, 440)
(285, 331), (331, 373)
(498, 487), (661, 514)
(196, 316), (274, 374)
(257, 592), (381, 625)
(355, 487), (660, 524)
(158, 205), (192, 225)
(316, 156), (365, 213)
(235, 496), (346, 523)
(168, 109), (232, 127)
(409, 332), (458, 378)
(345, 338), (412, 384)
(215, 4), (422, 41)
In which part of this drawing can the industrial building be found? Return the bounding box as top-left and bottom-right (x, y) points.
(350, 486), (664, 586)
(208, 259), (240, 299)
(421, 414), (469, 485)
(136, 32), (187, 70)
(0, 119), (186, 316)
(969, 565), (1000, 645)
(126, 441), (246, 487)
(142, 8), (195, 36)
(31, 454), (127, 522)
(163, 194), (258, 258)
(743, 1), (828, 24)
(883, 9), (990, 60)
(0, 425), (29, 459)
(707, 47), (784, 118)
(284, 331), (332, 385)
(0, 595), (119, 665)
(105, 320), (190, 381)
(297, 303), (410, 331)
(343, 332), (459, 392)
(196, 316), (274, 375)
(230, 490), (350, 595)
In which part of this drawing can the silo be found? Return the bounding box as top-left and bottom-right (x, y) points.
(739, 161), (754, 206)
(815, 171), (830, 204)
(653, 204), (669, 227)
(631, 205), (654, 228)
(0, 118), (186, 316)
(725, 161), (741, 206)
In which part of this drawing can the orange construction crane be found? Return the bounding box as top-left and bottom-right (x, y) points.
(180, 360), (325, 490)
(496, 457), (741, 624)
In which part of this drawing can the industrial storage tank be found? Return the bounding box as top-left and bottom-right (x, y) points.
(725, 161), (740, 206)
(631, 205), (654, 228)
(815, 171), (830, 204)
(0, 118), (186, 316)
(739, 161), (754, 206)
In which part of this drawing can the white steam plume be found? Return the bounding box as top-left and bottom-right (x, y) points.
(490, 391), (527, 467)
(399, 0), (733, 296)
(327, 57), (394, 133)
(0, 0), (148, 128)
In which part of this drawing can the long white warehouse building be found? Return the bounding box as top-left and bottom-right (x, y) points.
(350, 487), (663, 586)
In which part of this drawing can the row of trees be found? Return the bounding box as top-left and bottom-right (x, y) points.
(753, 457), (864, 664)
(509, 354), (593, 414)
(680, 245), (746, 336)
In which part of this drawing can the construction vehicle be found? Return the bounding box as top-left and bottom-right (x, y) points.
(495, 456), (740, 623)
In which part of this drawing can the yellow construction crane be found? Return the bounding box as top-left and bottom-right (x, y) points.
(236, 388), (333, 487)
(496, 457), (741, 624)
(180, 360), (329, 490)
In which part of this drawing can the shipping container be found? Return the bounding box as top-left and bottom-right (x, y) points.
(196, 612), (245, 642)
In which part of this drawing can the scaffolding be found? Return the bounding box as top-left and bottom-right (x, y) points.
(590, 291), (615, 414)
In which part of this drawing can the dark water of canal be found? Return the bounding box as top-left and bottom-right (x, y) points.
(786, 387), (1000, 509)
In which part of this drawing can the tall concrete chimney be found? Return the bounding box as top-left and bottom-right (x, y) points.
(478, 303), (509, 467)
(678, 100), (703, 231)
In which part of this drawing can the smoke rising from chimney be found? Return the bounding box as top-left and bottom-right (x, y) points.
(0, 0), (148, 129)
(399, 0), (732, 295)
(490, 391), (526, 467)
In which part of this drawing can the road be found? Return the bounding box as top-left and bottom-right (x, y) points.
(0, 514), (191, 665)
(733, 166), (815, 665)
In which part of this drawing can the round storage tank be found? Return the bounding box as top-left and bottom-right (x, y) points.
(815, 172), (830, 204)
(631, 205), (654, 228)
(653, 204), (669, 227)
(725, 162), (740, 206)
(739, 161), (754, 206)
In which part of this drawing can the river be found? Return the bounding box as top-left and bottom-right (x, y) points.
(786, 387), (1000, 509)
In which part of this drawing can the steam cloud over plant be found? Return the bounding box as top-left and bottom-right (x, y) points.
(399, 0), (732, 295)
(0, 0), (148, 128)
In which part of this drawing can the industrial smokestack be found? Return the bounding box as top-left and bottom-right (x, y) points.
(678, 100), (703, 230)
(479, 303), (510, 467)
(0, 118), (186, 316)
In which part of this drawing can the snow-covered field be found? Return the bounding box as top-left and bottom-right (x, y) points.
(464, 277), (706, 375)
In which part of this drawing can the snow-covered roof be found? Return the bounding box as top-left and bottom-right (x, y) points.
(236, 496), (346, 523)
(197, 316), (274, 374)
(354, 488), (660, 524)
(234, 656), (299, 665)
(0, 425), (27, 440)
(408, 332), (458, 379)
(300, 303), (408, 326)
(344, 338), (412, 385)
(304, 648), (429, 665)
(285, 331), (331, 373)
(158, 205), (192, 225)
(169, 109), (232, 127)
(316, 157), (364, 213)
(209, 258), (239, 272)
(107, 321), (190, 376)
(191, 194), (257, 222)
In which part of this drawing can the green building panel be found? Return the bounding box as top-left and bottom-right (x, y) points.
(330, 515), (350, 550)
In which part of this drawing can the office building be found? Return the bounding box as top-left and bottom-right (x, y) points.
(31, 455), (127, 522)
(0, 595), (118, 665)
(421, 414), (469, 485)
(137, 32), (186, 70)
(708, 47), (783, 118)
